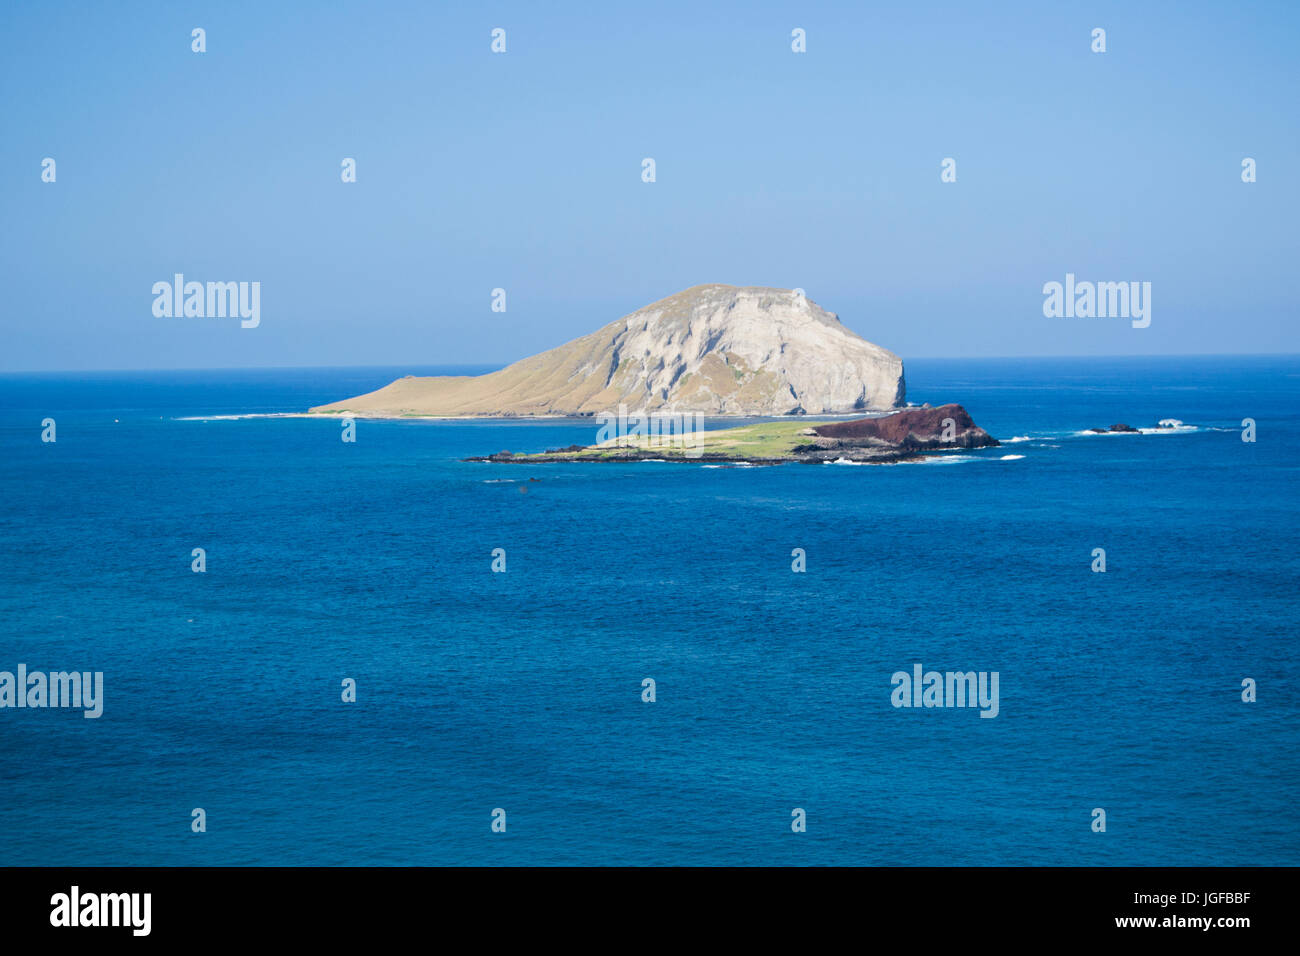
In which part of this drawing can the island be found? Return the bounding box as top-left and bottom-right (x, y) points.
(467, 403), (999, 466)
(310, 285), (906, 418)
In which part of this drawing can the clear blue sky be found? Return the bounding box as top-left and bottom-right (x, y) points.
(2, 0), (1296, 371)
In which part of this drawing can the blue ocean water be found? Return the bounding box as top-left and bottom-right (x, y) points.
(1, 357), (1296, 866)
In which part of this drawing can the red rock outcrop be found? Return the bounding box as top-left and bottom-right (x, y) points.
(812, 404), (998, 449)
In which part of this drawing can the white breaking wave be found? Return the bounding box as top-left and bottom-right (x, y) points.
(173, 413), (308, 421)
(999, 454), (1026, 460)
(1076, 425), (1199, 437)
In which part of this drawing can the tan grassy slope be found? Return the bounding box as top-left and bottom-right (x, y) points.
(310, 284), (906, 417)
(546, 420), (814, 459)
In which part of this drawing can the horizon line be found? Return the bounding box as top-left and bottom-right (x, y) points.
(2, 352), (1298, 376)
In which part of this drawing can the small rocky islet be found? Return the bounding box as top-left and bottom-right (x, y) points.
(467, 402), (1000, 466)
(469, 409), (1198, 467)
(1087, 419), (1186, 434)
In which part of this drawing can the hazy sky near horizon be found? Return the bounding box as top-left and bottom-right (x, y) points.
(2, 0), (1297, 372)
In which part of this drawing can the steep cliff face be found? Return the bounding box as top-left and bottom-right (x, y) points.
(311, 285), (906, 417)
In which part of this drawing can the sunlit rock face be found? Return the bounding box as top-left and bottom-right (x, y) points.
(311, 285), (906, 417)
